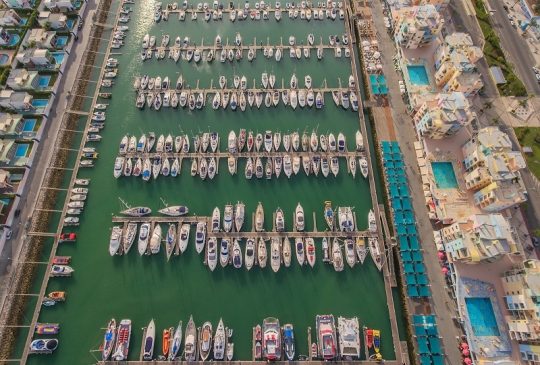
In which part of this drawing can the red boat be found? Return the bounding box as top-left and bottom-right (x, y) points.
(59, 233), (76, 242)
(255, 324), (262, 341)
(52, 256), (71, 265)
(365, 329), (373, 349)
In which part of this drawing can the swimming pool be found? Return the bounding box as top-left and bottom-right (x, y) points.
(32, 99), (49, 108)
(22, 119), (36, 132)
(466, 297), (500, 337)
(66, 19), (75, 30)
(407, 65), (430, 86)
(38, 75), (51, 88)
(51, 52), (65, 65)
(14, 144), (29, 158)
(7, 34), (20, 47)
(431, 162), (458, 189)
(369, 74), (389, 95)
(56, 36), (68, 48)
(0, 54), (9, 66)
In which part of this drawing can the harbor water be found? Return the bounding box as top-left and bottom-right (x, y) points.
(25, 1), (399, 363)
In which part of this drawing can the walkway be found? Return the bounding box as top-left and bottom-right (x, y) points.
(368, 1), (464, 364)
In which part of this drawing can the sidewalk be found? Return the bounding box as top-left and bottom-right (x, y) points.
(369, 1), (465, 364)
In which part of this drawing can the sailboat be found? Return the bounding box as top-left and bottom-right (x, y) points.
(258, 238), (267, 268)
(255, 202), (264, 232)
(214, 319), (226, 360)
(142, 319), (156, 360)
(356, 237), (367, 264)
(184, 316), (198, 361)
(149, 224), (162, 254)
(168, 321), (183, 361)
(270, 237), (281, 273)
(295, 238), (305, 266)
(165, 224), (176, 260)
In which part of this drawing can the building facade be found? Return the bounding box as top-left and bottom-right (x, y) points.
(394, 5), (443, 49)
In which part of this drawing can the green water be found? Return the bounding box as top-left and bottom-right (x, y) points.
(26, 1), (398, 363)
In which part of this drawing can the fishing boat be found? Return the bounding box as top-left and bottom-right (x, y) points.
(295, 238), (305, 266)
(316, 315), (337, 360)
(199, 322), (213, 361)
(50, 265), (74, 277)
(207, 237), (218, 271)
(368, 209), (377, 232)
(235, 202), (245, 232)
(369, 238), (383, 271)
(162, 327), (172, 359)
(232, 239), (242, 268)
(255, 202), (264, 232)
(212, 207), (220, 232)
(29, 339), (58, 354)
(220, 238), (230, 267)
(306, 238), (316, 267)
(142, 319), (156, 360)
(355, 237), (367, 264)
(149, 224), (162, 254)
(332, 238), (344, 272)
(111, 319), (131, 361)
(270, 237), (281, 272)
(349, 156), (357, 178)
(214, 319), (226, 360)
(337, 317), (360, 359)
(195, 221), (206, 254)
(295, 203), (305, 231)
(184, 316), (198, 361)
(169, 321), (183, 361)
(109, 226), (122, 256)
(138, 223), (150, 255)
(102, 319), (116, 360)
(262, 317), (281, 360)
(283, 324), (295, 360)
(35, 323), (60, 335)
(258, 238), (267, 268)
(245, 238), (255, 270)
(178, 223), (191, 253)
(345, 238), (356, 268)
(165, 224), (176, 260)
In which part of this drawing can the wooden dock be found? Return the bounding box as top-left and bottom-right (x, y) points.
(145, 43), (349, 52)
(120, 151), (367, 159)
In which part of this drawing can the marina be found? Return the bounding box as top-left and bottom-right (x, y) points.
(15, 0), (404, 363)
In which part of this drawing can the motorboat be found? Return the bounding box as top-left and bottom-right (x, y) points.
(317, 315), (337, 360)
(264, 131), (273, 152)
(295, 203), (305, 231)
(255, 202), (264, 232)
(270, 237), (281, 272)
(138, 223), (150, 255)
(306, 238), (316, 267)
(232, 239), (242, 268)
(336, 318), (360, 358)
(195, 221), (206, 254)
(111, 319), (132, 361)
(165, 224), (176, 260)
(295, 237), (305, 266)
(258, 238), (267, 268)
(235, 202), (245, 232)
(368, 209), (377, 232)
(359, 157), (368, 178)
(199, 322), (213, 361)
(245, 238), (255, 270)
(369, 238), (383, 271)
(184, 316), (198, 361)
(109, 226), (122, 256)
(223, 204), (234, 232)
(168, 321), (183, 361)
(283, 324), (295, 360)
(207, 237), (218, 271)
(355, 130), (364, 151)
(345, 238), (356, 268)
(220, 238), (230, 267)
(178, 223), (191, 253)
(262, 317), (281, 360)
(142, 319), (156, 361)
(29, 339), (58, 354)
(212, 207), (220, 232)
(332, 238), (344, 272)
(102, 319), (117, 360)
(356, 237), (367, 264)
(214, 319), (226, 360)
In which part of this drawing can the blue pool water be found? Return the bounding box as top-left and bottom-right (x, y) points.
(32, 99), (49, 108)
(0, 54), (9, 66)
(7, 34), (20, 46)
(38, 75), (51, 88)
(51, 52), (65, 65)
(369, 74), (388, 95)
(466, 298), (500, 337)
(14, 144), (29, 158)
(22, 119), (36, 132)
(66, 19), (75, 30)
(432, 162), (458, 189)
(56, 36), (68, 47)
(407, 65), (430, 86)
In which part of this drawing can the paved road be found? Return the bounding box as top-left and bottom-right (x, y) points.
(0, 1), (97, 297)
(370, 3), (464, 364)
(486, 0), (540, 95)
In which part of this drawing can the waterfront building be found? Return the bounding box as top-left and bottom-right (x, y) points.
(441, 213), (519, 263)
(0, 90), (33, 111)
(0, 27), (12, 46)
(1, 0), (33, 9)
(43, 0), (75, 12)
(413, 92), (476, 139)
(434, 33), (484, 96)
(6, 69), (39, 91)
(0, 169), (12, 190)
(0, 9), (23, 26)
(37, 11), (67, 30)
(0, 140), (16, 166)
(393, 5), (443, 49)
(25, 28), (58, 49)
(0, 113), (24, 137)
(501, 260), (540, 344)
(520, 343), (540, 364)
(462, 127), (527, 212)
(15, 48), (55, 69)
(386, 0), (449, 11)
